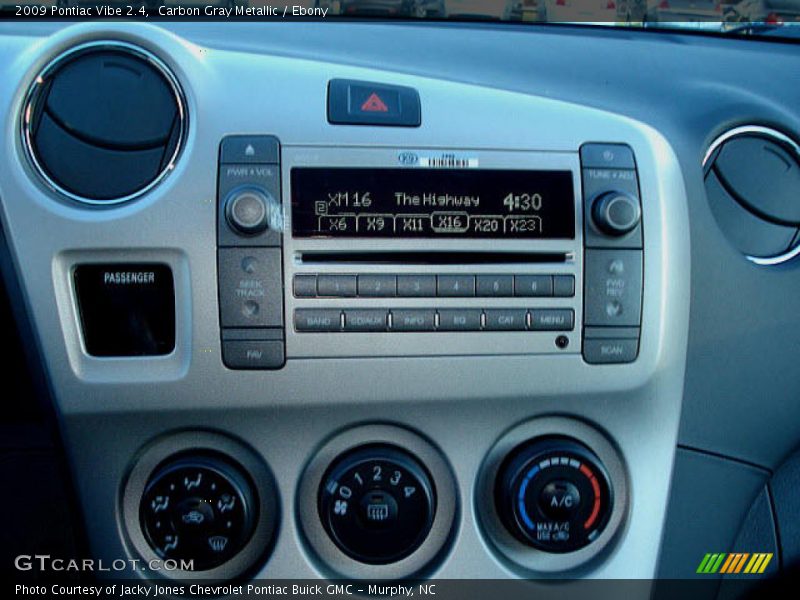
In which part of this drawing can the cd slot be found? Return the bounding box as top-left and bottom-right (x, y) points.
(297, 251), (572, 265)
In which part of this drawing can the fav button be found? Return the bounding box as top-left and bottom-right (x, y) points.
(222, 340), (285, 369)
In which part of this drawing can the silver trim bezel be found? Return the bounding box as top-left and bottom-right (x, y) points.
(475, 416), (629, 575)
(20, 40), (188, 207)
(703, 125), (800, 266)
(121, 431), (280, 582)
(296, 424), (458, 580)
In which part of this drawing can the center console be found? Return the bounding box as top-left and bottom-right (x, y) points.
(0, 22), (690, 586)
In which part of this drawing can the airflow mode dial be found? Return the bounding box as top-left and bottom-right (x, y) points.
(21, 41), (187, 205)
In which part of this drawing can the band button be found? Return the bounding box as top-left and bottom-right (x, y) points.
(294, 309), (342, 332)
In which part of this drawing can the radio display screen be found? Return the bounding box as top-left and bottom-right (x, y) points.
(290, 168), (575, 239)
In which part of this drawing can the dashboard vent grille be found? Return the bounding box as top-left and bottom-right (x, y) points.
(703, 126), (800, 265)
(21, 41), (187, 206)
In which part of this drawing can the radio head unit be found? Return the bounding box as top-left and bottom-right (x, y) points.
(216, 143), (643, 366)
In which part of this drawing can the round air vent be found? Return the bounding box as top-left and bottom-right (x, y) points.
(21, 41), (186, 205)
(703, 126), (800, 265)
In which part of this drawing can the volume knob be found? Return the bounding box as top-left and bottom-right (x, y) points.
(592, 191), (640, 236)
(225, 187), (279, 235)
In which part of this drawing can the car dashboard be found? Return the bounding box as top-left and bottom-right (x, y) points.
(1, 17), (799, 595)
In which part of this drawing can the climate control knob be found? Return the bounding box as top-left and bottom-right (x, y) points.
(496, 437), (612, 553)
(318, 444), (435, 564)
(592, 191), (641, 236)
(140, 453), (257, 570)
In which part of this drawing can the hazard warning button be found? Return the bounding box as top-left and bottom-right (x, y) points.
(328, 79), (421, 127)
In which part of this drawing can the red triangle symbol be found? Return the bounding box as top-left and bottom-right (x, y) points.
(361, 93), (389, 113)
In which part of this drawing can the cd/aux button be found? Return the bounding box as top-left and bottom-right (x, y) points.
(343, 309), (389, 332)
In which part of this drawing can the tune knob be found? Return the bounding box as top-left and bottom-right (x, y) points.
(496, 437), (612, 553)
(225, 186), (279, 235)
(592, 191), (641, 236)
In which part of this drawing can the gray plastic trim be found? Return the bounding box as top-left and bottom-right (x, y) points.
(121, 430), (279, 581)
(475, 416), (628, 575)
(297, 424), (458, 580)
(20, 40), (188, 206)
(703, 125), (800, 266)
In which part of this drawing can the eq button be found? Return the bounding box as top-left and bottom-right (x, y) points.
(437, 309), (482, 331)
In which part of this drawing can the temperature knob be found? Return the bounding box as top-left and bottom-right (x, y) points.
(225, 186), (280, 235)
(496, 437), (612, 553)
(318, 445), (435, 564)
(592, 191), (641, 236)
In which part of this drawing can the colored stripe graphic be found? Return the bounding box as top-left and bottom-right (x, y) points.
(699, 552), (774, 575)
(744, 553), (773, 574)
(721, 553), (749, 574)
(697, 553), (726, 574)
(719, 553), (735, 573)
